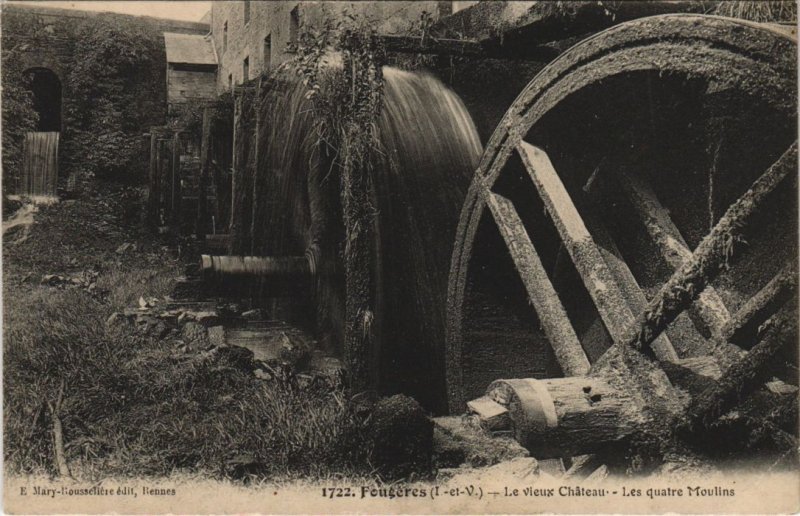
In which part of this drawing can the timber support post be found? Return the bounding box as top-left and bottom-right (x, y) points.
(197, 107), (212, 241)
(229, 86), (255, 255)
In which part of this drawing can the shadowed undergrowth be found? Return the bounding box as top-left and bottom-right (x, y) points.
(3, 183), (370, 481)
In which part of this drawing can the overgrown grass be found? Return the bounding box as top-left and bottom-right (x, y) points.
(713, 1), (796, 22)
(3, 183), (370, 481)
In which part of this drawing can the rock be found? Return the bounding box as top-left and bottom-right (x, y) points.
(432, 415), (529, 469)
(181, 322), (208, 348)
(254, 369), (273, 381)
(115, 242), (134, 254)
(216, 346), (255, 371)
(208, 326), (226, 347)
(295, 373), (314, 389)
(278, 332), (312, 367)
(443, 457), (540, 487)
(370, 395), (433, 479)
(138, 296), (148, 308)
(241, 309), (263, 320)
(178, 310), (219, 326)
(105, 312), (124, 327)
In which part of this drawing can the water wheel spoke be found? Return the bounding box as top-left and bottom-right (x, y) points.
(516, 141), (667, 356)
(720, 261), (798, 349)
(579, 202), (679, 362)
(485, 191), (591, 375)
(623, 141), (798, 353)
(615, 169), (731, 336)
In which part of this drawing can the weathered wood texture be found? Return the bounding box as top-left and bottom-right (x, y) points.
(169, 132), (182, 228)
(197, 108), (212, 240)
(229, 88), (256, 255)
(487, 377), (641, 458)
(200, 254), (311, 279)
(720, 262), (797, 348)
(624, 142), (797, 355)
(683, 299), (798, 432)
(147, 130), (160, 226)
(517, 141), (677, 361)
(616, 169), (731, 337)
(485, 192), (590, 376)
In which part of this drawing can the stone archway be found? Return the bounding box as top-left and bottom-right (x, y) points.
(25, 67), (62, 132)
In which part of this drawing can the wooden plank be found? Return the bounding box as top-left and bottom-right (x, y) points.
(466, 395), (509, 431)
(485, 191), (591, 375)
(616, 169), (731, 337)
(516, 141), (674, 360)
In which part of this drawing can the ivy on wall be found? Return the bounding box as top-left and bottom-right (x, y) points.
(1, 11), (168, 188)
(63, 17), (163, 181)
(1, 16), (41, 189)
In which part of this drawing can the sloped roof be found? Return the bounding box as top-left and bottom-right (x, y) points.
(164, 32), (217, 65)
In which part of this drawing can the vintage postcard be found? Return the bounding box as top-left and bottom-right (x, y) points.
(2, 0), (798, 513)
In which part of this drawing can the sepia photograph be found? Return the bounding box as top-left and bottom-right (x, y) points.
(1, 0), (798, 513)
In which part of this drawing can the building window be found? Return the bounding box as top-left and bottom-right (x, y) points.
(228, 73), (233, 90)
(244, 0), (251, 24)
(223, 21), (228, 52)
(263, 34), (272, 70)
(289, 5), (299, 45)
(243, 56), (249, 82)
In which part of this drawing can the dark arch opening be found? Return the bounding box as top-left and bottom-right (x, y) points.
(25, 67), (61, 132)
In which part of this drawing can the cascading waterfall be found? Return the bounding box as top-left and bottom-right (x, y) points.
(20, 132), (59, 197)
(251, 61), (482, 409)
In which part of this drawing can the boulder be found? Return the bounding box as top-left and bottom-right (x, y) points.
(370, 395), (433, 479)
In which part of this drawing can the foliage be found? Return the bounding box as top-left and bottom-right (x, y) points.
(713, 1), (796, 22)
(63, 16), (162, 180)
(1, 16), (41, 190)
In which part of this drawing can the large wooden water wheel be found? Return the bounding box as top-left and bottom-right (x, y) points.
(445, 15), (797, 464)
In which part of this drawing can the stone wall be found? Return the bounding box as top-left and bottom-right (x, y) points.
(2, 3), (209, 131)
(211, 1), (451, 92)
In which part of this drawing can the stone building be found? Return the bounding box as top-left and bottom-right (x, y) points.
(164, 32), (218, 110)
(210, 1), (453, 92)
(2, 3), (210, 132)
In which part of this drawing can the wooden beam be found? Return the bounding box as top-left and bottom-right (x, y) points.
(485, 191), (591, 376)
(622, 142), (797, 354)
(616, 169), (731, 337)
(197, 108), (212, 241)
(249, 76), (264, 255)
(681, 299), (798, 432)
(147, 131), (159, 226)
(579, 201), (679, 361)
(516, 141), (673, 359)
(229, 88), (255, 255)
(380, 34), (560, 61)
(720, 261), (797, 348)
(170, 132), (181, 228)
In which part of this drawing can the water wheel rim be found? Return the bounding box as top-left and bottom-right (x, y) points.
(446, 14), (797, 413)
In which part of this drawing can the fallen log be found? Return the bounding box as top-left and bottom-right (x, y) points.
(486, 377), (642, 458)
